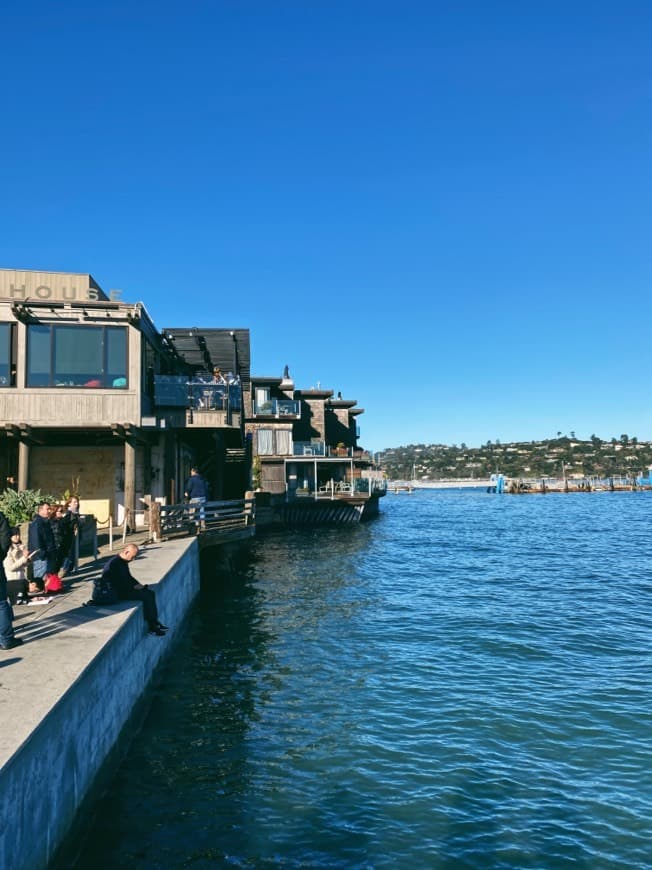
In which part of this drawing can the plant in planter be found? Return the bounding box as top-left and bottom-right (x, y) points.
(252, 456), (263, 491)
(0, 488), (58, 527)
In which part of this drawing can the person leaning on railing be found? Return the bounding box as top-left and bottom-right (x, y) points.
(184, 466), (209, 529)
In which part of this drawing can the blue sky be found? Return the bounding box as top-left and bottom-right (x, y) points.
(2, 1), (651, 451)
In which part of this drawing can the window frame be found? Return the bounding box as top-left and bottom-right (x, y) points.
(26, 323), (129, 389)
(0, 322), (16, 388)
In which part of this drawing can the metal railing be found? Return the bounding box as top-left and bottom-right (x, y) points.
(293, 441), (327, 456)
(292, 442), (376, 460)
(153, 376), (242, 414)
(253, 398), (300, 418)
(150, 498), (255, 540)
(304, 477), (388, 499)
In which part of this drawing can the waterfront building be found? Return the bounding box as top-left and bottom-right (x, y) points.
(0, 268), (249, 526)
(244, 367), (385, 523)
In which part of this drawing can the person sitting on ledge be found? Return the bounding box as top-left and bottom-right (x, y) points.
(102, 543), (168, 636)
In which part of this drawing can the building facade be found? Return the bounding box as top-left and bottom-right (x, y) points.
(0, 269), (248, 525)
(244, 367), (385, 522)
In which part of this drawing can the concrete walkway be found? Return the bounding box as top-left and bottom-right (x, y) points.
(0, 533), (193, 771)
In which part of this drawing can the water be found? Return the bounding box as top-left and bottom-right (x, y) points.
(74, 490), (652, 868)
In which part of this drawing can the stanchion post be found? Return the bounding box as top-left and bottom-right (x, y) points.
(150, 501), (161, 542)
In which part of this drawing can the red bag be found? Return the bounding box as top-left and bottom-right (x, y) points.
(44, 573), (64, 593)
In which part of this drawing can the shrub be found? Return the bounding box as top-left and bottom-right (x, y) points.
(0, 488), (58, 526)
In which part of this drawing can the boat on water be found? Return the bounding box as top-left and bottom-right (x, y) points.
(390, 482), (414, 493)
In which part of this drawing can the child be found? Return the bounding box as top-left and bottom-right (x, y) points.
(3, 528), (38, 604)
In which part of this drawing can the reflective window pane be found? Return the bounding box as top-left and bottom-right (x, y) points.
(54, 326), (102, 386)
(0, 324), (10, 386)
(26, 324), (129, 388)
(27, 325), (51, 386)
(106, 328), (127, 387)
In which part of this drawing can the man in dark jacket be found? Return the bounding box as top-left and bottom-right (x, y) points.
(184, 466), (209, 529)
(102, 544), (168, 636)
(0, 510), (22, 649)
(28, 501), (57, 582)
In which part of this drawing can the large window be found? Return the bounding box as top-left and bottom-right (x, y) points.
(0, 323), (16, 387)
(26, 324), (128, 388)
(256, 428), (293, 456)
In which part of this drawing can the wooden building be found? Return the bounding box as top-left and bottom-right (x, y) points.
(244, 367), (385, 523)
(0, 268), (249, 525)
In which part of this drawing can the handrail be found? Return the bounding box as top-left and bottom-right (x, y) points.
(150, 498), (255, 541)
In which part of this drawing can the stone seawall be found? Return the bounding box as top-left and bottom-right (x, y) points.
(0, 537), (200, 870)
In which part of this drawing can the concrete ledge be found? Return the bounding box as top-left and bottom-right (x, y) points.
(0, 537), (200, 870)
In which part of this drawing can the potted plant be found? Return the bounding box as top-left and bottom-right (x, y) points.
(252, 456), (263, 491)
(0, 487), (58, 539)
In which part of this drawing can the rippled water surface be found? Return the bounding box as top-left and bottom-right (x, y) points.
(76, 491), (652, 868)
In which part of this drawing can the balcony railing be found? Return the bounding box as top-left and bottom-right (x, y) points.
(293, 441), (327, 456)
(295, 477), (388, 498)
(253, 398), (300, 418)
(291, 442), (377, 460)
(151, 498), (255, 541)
(154, 376), (242, 415)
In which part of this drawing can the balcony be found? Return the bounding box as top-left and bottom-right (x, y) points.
(290, 442), (376, 460)
(253, 398), (300, 419)
(153, 375), (242, 428)
(293, 441), (327, 456)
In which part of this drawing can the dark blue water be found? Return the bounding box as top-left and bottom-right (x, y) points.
(75, 490), (652, 868)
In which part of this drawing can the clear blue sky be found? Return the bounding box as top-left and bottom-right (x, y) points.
(2, 1), (651, 451)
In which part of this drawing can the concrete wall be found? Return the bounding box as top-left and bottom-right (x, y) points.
(0, 537), (200, 870)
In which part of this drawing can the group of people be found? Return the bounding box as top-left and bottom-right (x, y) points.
(0, 497), (83, 649)
(0, 496), (168, 649)
(27, 497), (82, 585)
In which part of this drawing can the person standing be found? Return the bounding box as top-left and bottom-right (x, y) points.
(61, 495), (82, 576)
(184, 466), (209, 529)
(53, 502), (76, 576)
(102, 544), (168, 636)
(28, 501), (57, 583)
(0, 510), (22, 649)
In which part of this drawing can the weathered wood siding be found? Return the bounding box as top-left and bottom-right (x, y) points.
(30, 446), (122, 505)
(261, 460), (287, 494)
(0, 269), (106, 301)
(0, 391), (140, 426)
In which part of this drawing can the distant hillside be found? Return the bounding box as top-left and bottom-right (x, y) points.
(379, 435), (652, 480)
